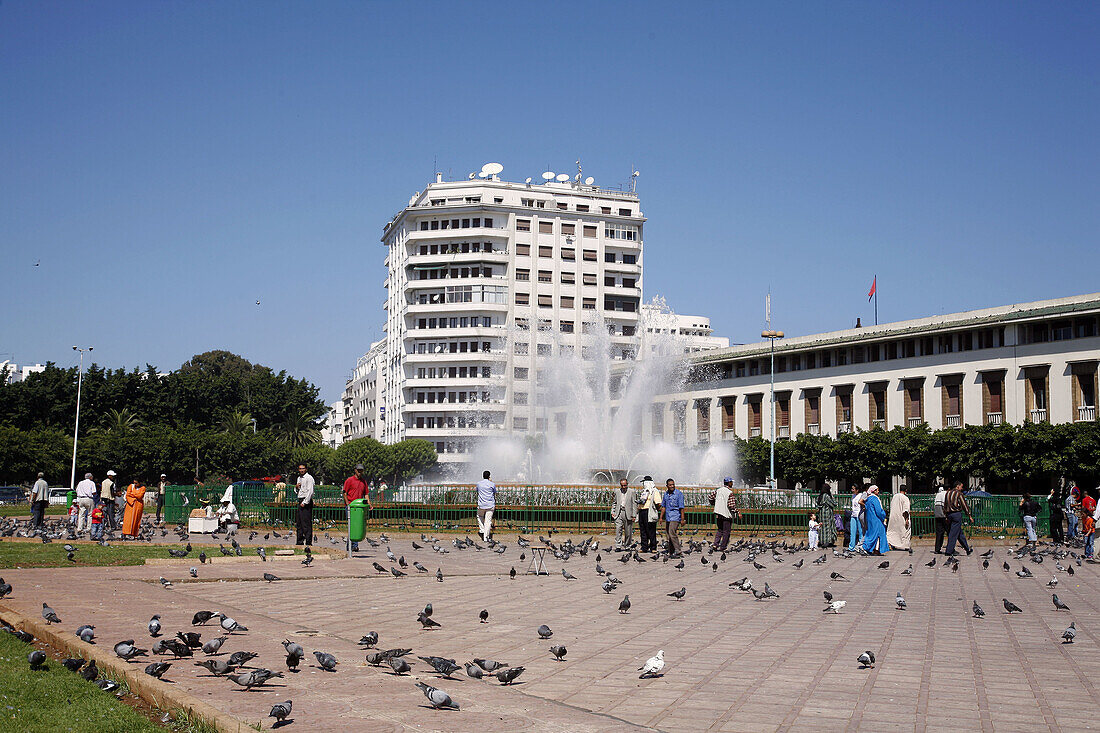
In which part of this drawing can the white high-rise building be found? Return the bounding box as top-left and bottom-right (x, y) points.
(640, 298), (729, 357)
(379, 167), (645, 472)
(320, 400), (346, 449)
(342, 339), (385, 442)
(0, 361), (45, 384)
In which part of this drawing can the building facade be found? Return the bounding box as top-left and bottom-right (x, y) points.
(378, 171), (645, 470)
(341, 339), (384, 442)
(1, 361), (45, 385)
(627, 293), (1099, 448)
(320, 400), (346, 449)
(640, 299), (729, 357)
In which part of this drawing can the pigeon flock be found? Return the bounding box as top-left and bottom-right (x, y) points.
(0, 515), (1095, 726)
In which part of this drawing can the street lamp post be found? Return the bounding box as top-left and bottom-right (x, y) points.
(69, 346), (93, 492)
(761, 330), (783, 489)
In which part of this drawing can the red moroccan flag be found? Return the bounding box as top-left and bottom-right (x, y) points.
(867, 276), (876, 301)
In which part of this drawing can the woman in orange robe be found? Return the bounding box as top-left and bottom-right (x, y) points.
(123, 480), (147, 537)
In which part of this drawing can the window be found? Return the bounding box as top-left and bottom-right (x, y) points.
(983, 373), (1005, 423)
(515, 317), (529, 330)
(869, 385), (887, 425)
(560, 297), (574, 309)
(583, 249), (598, 261)
(514, 392), (528, 405)
(622, 325), (635, 336)
(605, 224), (638, 240)
(904, 380), (924, 422)
(618, 208), (631, 216)
(836, 388), (853, 428)
(1025, 367), (1048, 421)
(623, 253), (636, 265)
(514, 292), (529, 305)
(821, 351), (831, 368)
(805, 391), (821, 428)
(582, 297), (596, 309)
(583, 273), (597, 285)
(516, 243), (530, 256)
(562, 223), (575, 235)
(557, 202), (567, 210)
(513, 417), (528, 430)
(560, 320), (574, 333)
(538, 245), (552, 258)
(536, 343), (551, 356)
(539, 221), (553, 234)
(561, 248), (576, 260)
(561, 271), (575, 284)
(583, 225), (597, 238)
(651, 405), (665, 436)
(605, 252), (617, 263)
(513, 342), (528, 355)
(576, 204), (589, 212)
(538, 270), (552, 283)
(604, 275), (616, 287)
(521, 199), (535, 207)
(601, 206), (611, 214)
(514, 367), (529, 380)
(538, 294), (552, 308)
(516, 268), (530, 281)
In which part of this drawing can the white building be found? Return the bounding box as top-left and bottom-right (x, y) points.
(341, 339), (385, 442)
(640, 298), (729, 357)
(621, 293), (1099, 452)
(320, 400), (345, 449)
(379, 166), (645, 471)
(1, 361), (45, 384)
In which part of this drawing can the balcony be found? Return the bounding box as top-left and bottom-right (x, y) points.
(807, 423), (820, 436)
(1078, 405), (1097, 422)
(750, 426), (762, 438)
(837, 421), (852, 434)
(1029, 408), (1048, 423)
(778, 425), (790, 439)
(945, 414), (961, 428)
(871, 419), (886, 430)
(908, 417), (923, 428)
(986, 412), (1003, 426)
(723, 428), (737, 440)
(673, 430), (686, 444)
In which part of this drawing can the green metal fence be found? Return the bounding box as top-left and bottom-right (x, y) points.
(164, 483), (1053, 537)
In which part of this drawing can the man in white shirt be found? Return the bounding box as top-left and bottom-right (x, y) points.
(475, 471), (496, 542)
(75, 472), (97, 533)
(933, 484), (948, 553)
(847, 485), (866, 551)
(216, 498), (239, 533)
(100, 471), (117, 531)
(30, 472), (49, 528)
(295, 464), (315, 546)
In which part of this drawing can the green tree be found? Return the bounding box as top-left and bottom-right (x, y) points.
(101, 408), (142, 434)
(220, 410), (254, 436)
(391, 439), (438, 484)
(331, 438), (394, 487)
(276, 407), (322, 448)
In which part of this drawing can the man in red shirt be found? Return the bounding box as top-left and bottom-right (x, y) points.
(343, 463), (372, 552)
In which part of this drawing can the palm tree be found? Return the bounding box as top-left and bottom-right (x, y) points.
(220, 410), (254, 435)
(277, 407), (322, 447)
(103, 408), (142, 434)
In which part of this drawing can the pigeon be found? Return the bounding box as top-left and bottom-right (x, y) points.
(269, 700), (292, 725)
(385, 656), (411, 675)
(257, 548), (267, 562)
(878, 561), (890, 570)
(202, 636), (227, 655)
(419, 656), (461, 677)
(219, 614), (248, 633)
(418, 613), (441, 630)
(562, 568), (577, 580)
(199, 551), (207, 564)
(81, 660), (99, 681)
(925, 559), (937, 568)
(41, 603), (62, 624)
(228, 651), (258, 668)
(1047, 576), (1058, 588)
(824, 600), (846, 614)
(496, 666), (525, 685)
(618, 595), (631, 613)
(229, 668), (283, 690)
(416, 681), (459, 709)
(473, 658), (508, 672)
(28, 650), (47, 670)
(823, 590), (833, 603)
(895, 592), (906, 610)
(62, 657), (85, 672)
(675, 559), (685, 571)
(509, 567), (516, 580)
(829, 572), (847, 581)
(423, 603), (433, 618)
(96, 679), (120, 692)
(1016, 566), (1033, 578)
(479, 609), (489, 623)
(159, 577), (172, 588)
(114, 640), (148, 661)
(972, 601), (985, 618)
(391, 567), (407, 578)
(537, 624), (553, 638)
(192, 611), (217, 626)
(189, 567), (198, 578)
(263, 573), (280, 583)
(1062, 622), (1076, 644)
(464, 662), (484, 679)
(176, 631), (202, 649)
(667, 587), (687, 601)
(1052, 594), (1070, 611)
(12, 630), (34, 644)
(76, 625), (95, 643)
(282, 640), (304, 669)
(982, 559), (989, 570)
(602, 580), (616, 594)
(792, 559), (804, 569)
(639, 650), (665, 678)
(372, 562), (387, 573)
(857, 651), (876, 669)
(1003, 562), (1010, 572)
(901, 564), (913, 575)
(145, 662), (172, 679)
(358, 632), (378, 648)
(314, 651), (338, 671)
(364, 652), (386, 666)
(436, 568), (444, 582)
(1003, 598), (1023, 614)
(0, 579), (12, 599)
(764, 583), (779, 599)
(550, 645), (567, 661)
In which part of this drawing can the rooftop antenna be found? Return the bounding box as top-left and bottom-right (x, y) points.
(576, 159), (582, 178)
(630, 167), (640, 193)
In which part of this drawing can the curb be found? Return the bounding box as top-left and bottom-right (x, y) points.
(0, 603), (256, 733)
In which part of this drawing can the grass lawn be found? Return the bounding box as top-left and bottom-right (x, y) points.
(0, 628), (189, 732)
(0, 542), (304, 569)
(0, 505), (68, 518)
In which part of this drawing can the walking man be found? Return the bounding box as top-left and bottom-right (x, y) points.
(1047, 484), (1066, 544)
(611, 479), (639, 551)
(661, 478), (685, 558)
(295, 463), (315, 546)
(30, 472), (49, 528)
(343, 463), (371, 552)
(100, 470), (117, 531)
(1018, 492), (1040, 547)
(933, 483), (948, 553)
(711, 477), (737, 552)
(847, 485), (866, 551)
(75, 472), (97, 534)
(943, 480), (974, 556)
(476, 470), (496, 542)
(637, 476), (661, 553)
(154, 474), (168, 524)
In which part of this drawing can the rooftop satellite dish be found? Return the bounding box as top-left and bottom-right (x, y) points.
(542, 171), (555, 181)
(482, 162), (504, 175)
(525, 177), (532, 184)
(468, 172), (476, 179)
(574, 173), (581, 181)
(478, 171), (489, 178)
(584, 176), (594, 185)
(555, 173), (569, 182)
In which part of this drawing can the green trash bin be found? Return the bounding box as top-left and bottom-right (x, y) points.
(348, 498), (369, 543)
(66, 490), (76, 509)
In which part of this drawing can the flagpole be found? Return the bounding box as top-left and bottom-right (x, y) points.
(874, 276), (878, 326)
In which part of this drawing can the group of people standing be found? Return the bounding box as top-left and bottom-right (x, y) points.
(67, 471), (168, 538)
(609, 476), (708, 557)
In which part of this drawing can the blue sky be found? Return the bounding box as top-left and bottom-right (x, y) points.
(3, 2), (1099, 403)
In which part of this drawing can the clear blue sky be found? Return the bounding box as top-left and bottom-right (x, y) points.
(4, 2), (1099, 403)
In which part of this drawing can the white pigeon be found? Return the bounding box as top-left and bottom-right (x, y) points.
(1047, 576), (1058, 588)
(895, 592), (906, 610)
(639, 650), (665, 678)
(824, 600), (847, 614)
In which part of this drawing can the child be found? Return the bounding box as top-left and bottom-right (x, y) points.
(1082, 492), (1097, 559)
(808, 512), (820, 551)
(67, 502), (79, 529)
(90, 504), (105, 540)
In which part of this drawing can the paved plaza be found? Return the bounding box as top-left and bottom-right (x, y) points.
(1, 532), (1098, 732)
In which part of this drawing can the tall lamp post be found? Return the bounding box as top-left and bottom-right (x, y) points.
(761, 330), (783, 489)
(69, 346), (93, 492)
